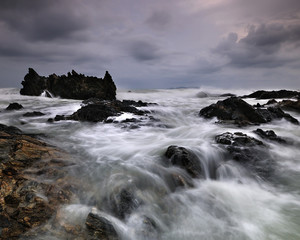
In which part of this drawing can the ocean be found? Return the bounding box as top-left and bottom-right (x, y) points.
(1, 87), (300, 240)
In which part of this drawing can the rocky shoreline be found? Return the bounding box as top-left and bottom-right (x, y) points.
(1, 69), (300, 239)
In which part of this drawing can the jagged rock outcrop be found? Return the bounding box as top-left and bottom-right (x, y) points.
(199, 97), (299, 126)
(243, 90), (300, 99)
(20, 68), (117, 100)
(0, 124), (76, 239)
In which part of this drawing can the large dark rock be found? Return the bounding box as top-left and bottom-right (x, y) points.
(20, 68), (117, 100)
(60, 99), (149, 123)
(215, 132), (273, 178)
(165, 146), (203, 178)
(6, 102), (24, 110)
(243, 90), (300, 99)
(85, 212), (119, 240)
(199, 97), (299, 126)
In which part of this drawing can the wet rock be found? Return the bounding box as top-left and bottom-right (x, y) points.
(215, 132), (273, 179)
(86, 212), (119, 240)
(69, 99), (149, 122)
(243, 90), (300, 99)
(20, 68), (117, 100)
(253, 129), (286, 144)
(265, 99), (278, 105)
(6, 102), (24, 110)
(23, 111), (45, 117)
(108, 187), (141, 219)
(219, 93), (236, 97)
(199, 97), (299, 126)
(278, 99), (300, 113)
(165, 146), (203, 178)
(0, 123), (77, 239)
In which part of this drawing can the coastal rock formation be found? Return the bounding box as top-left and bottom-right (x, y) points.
(278, 99), (300, 113)
(49, 98), (152, 124)
(243, 90), (300, 99)
(253, 128), (286, 143)
(215, 132), (273, 178)
(6, 103), (23, 110)
(23, 111), (45, 117)
(0, 124), (76, 239)
(165, 146), (203, 178)
(20, 68), (117, 100)
(199, 97), (299, 126)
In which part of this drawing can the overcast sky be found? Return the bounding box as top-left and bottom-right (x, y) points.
(0, 0), (300, 89)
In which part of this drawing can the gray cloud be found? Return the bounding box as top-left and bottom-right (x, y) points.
(145, 10), (171, 31)
(127, 40), (163, 62)
(213, 23), (300, 68)
(0, 0), (90, 42)
(0, 0), (300, 89)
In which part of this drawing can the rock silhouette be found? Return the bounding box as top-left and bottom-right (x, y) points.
(20, 68), (117, 100)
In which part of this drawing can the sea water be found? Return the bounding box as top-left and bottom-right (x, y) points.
(0, 88), (300, 240)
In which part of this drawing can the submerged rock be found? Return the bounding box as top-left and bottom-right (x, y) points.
(108, 187), (141, 219)
(243, 90), (300, 99)
(86, 212), (119, 240)
(165, 146), (203, 178)
(6, 102), (24, 110)
(20, 68), (117, 100)
(23, 111), (45, 117)
(215, 132), (273, 179)
(199, 97), (298, 126)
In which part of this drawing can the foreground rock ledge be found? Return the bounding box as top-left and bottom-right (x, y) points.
(0, 124), (76, 239)
(20, 68), (117, 100)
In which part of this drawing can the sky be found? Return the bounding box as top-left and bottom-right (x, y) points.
(0, 0), (300, 90)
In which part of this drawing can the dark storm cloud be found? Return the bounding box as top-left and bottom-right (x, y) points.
(213, 23), (300, 68)
(127, 40), (163, 62)
(145, 10), (171, 31)
(0, 0), (90, 42)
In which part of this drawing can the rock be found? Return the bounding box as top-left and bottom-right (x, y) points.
(107, 187), (141, 219)
(219, 93), (236, 97)
(0, 124), (76, 239)
(253, 129), (286, 143)
(215, 132), (273, 179)
(196, 92), (209, 98)
(20, 68), (117, 100)
(23, 111), (45, 117)
(165, 146), (203, 178)
(69, 99), (149, 122)
(85, 212), (119, 240)
(265, 99), (278, 105)
(243, 90), (300, 99)
(6, 102), (24, 110)
(199, 97), (299, 126)
(278, 99), (300, 113)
